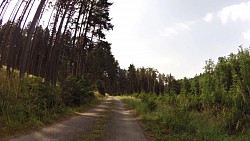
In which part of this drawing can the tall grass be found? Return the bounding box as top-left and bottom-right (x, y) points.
(120, 93), (250, 141)
(0, 69), (100, 138)
(0, 69), (65, 137)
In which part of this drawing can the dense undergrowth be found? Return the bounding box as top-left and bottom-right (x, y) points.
(121, 93), (250, 141)
(118, 48), (250, 140)
(0, 68), (103, 138)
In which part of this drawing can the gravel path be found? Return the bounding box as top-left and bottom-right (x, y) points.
(9, 97), (148, 141)
(98, 97), (147, 141)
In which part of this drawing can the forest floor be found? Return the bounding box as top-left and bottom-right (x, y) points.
(7, 96), (150, 141)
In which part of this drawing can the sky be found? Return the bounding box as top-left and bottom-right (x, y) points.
(106, 0), (250, 79)
(2, 0), (250, 79)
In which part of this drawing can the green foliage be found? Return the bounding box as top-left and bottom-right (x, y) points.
(96, 80), (105, 95)
(0, 72), (66, 138)
(147, 100), (157, 112)
(62, 76), (93, 107)
(118, 47), (250, 140)
(225, 108), (247, 134)
(21, 78), (62, 110)
(0, 69), (101, 138)
(121, 93), (250, 140)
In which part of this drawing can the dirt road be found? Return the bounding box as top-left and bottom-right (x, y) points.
(98, 97), (147, 141)
(9, 97), (148, 141)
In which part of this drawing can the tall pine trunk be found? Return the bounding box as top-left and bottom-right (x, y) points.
(50, 1), (70, 84)
(20, 0), (46, 76)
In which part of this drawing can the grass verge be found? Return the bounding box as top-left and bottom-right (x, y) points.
(119, 94), (250, 141)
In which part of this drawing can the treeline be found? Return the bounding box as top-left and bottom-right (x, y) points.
(0, 0), (118, 91)
(168, 47), (250, 118)
(122, 48), (250, 103)
(0, 1), (249, 122)
(116, 64), (183, 95)
(116, 65), (164, 95)
(0, 0), (190, 96)
(121, 47), (250, 134)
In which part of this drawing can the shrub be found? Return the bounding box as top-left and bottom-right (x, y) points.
(225, 108), (247, 134)
(33, 81), (60, 110)
(0, 74), (68, 138)
(96, 80), (105, 95)
(147, 100), (157, 112)
(61, 76), (92, 107)
(187, 96), (203, 112)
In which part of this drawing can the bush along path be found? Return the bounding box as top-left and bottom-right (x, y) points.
(8, 97), (149, 141)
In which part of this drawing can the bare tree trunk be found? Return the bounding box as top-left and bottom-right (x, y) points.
(50, 1), (70, 84)
(62, 3), (75, 36)
(7, 0), (20, 22)
(22, 0), (35, 30)
(78, 3), (89, 37)
(17, 0), (32, 27)
(37, 28), (49, 77)
(0, 0), (6, 9)
(6, 1), (25, 74)
(19, 0), (47, 77)
(38, 0), (48, 24)
(0, 0), (17, 56)
(0, 0), (10, 18)
(26, 0), (49, 75)
(45, 2), (61, 81)
(46, 5), (55, 28)
(57, 2), (76, 80)
(71, 2), (86, 76)
(79, 1), (94, 75)
(72, 2), (84, 48)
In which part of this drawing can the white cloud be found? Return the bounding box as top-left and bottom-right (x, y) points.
(161, 22), (192, 37)
(242, 30), (250, 40)
(218, 1), (250, 24)
(203, 13), (213, 22)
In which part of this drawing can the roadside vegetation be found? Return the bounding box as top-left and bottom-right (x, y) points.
(1, 1), (250, 140)
(0, 68), (105, 139)
(121, 93), (250, 141)
(120, 48), (250, 140)
(0, 0), (115, 139)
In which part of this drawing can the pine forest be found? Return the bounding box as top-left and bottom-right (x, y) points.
(0, 0), (249, 140)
